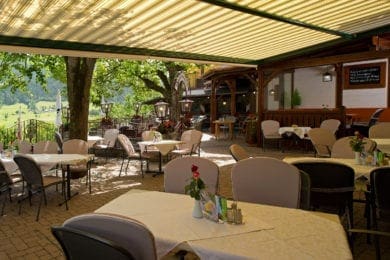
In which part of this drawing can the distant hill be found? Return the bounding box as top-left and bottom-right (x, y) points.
(0, 77), (65, 106)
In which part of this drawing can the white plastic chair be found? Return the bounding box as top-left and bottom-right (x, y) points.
(231, 157), (301, 208)
(261, 120), (282, 151)
(63, 139), (91, 193)
(164, 157), (219, 195)
(170, 129), (202, 157)
(331, 137), (376, 159)
(93, 129), (119, 162)
(320, 119), (341, 135)
(369, 122), (390, 138)
(17, 140), (33, 154)
(308, 128), (336, 157)
(117, 134), (150, 177)
(33, 140), (58, 154)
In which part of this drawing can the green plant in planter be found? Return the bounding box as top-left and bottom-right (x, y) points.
(291, 89), (302, 108)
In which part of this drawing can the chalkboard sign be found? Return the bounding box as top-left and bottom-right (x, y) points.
(344, 62), (386, 89)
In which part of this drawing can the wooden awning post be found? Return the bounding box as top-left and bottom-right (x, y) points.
(257, 67), (265, 147)
(226, 79), (236, 116)
(210, 80), (217, 134)
(335, 63), (343, 108)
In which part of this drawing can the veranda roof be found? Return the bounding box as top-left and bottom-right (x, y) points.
(0, 0), (389, 66)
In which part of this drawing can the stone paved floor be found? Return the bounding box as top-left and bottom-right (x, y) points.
(0, 134), (389, 259)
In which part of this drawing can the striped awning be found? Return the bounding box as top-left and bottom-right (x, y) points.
(0, 0), (388, 66)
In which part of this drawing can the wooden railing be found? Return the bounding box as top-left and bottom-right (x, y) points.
(259, 107), (347, 143)
(262, 108), (346, 128)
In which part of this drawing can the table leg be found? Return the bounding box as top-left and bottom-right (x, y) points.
(152, 152), (163, 177)
(60, 164), (78, 204)
(215, 124), (220, 139)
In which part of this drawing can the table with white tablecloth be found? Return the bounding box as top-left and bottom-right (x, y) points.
(1, 153), (93, 199)
(278, 126), (311, 139)
(372, 138), (390, 155)
(96, 189), (352, 259)
(138, 140), (182, 175)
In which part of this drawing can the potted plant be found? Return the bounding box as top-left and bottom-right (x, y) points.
(291, 89), (302, 108)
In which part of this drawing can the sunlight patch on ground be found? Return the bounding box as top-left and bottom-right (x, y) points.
(201, 133), (216, 141)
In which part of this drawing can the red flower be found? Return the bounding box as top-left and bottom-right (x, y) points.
(193, 171), (200, 179)
(191, 164), (198, 172)
(185, 164), (205, 200)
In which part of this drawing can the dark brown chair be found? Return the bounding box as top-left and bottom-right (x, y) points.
(0, 170), (12, 216)
(349, 167), (390, 260)
(352, 108), (385, 137)
(51, 226), (135, 260)
(292, 161), (355, 228)
(13, 154), (68, 221)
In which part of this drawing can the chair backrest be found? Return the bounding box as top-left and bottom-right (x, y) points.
(117, 134), (136, 156)
(370, 167), (390, 216)
(0, 169), (12, 192)
(292, 161), (355, 210)
(63, 213), (157, 260)
(63, 139), (88, 154)
(13, 154), (43, 187)
(231, 157), (301, 208)
(33, 140), (59, 154)
(51, 226), (135, 260)
(142, 130), (162, 141)
(369, 122), (390, 138)
(164, 157), (219, 195)
(179, 130), (203, 154)
(261, 120), (280, 137)
(331, 137), (376, 159)
(308, 128), (336, 157)
(299, 170), (311, 210)
(320, 119), (341, 135)
(17, 140), (32, 154)
(55, 132), (63, 153)
(103, 129), (120, 148)
(229, 144), (250, 161)
(368, 108), (385, 127)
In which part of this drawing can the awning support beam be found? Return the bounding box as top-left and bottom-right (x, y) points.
(200, 0), (354, 39)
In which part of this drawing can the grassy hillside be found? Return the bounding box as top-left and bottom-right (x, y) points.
(0, 102), (101, 127)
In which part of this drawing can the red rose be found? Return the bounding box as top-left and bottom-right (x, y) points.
(193, 171), (200, 179)
(191, 164), (198, 172)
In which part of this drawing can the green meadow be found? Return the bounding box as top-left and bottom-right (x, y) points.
(0, 102), (101, 128)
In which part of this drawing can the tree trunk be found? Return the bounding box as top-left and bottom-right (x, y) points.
(65, 57), (96, 140)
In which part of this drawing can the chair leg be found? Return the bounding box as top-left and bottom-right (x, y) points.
(119, 156), (125, 177)
(62, 181), (68, 211)
(36, 190), (44, 221)
(43, 190), (48, 206)
(8, 187), (12, 202)
(125, 159), (130, 175)
(1, 194), (6, 216)
(88, 162), (92, 194)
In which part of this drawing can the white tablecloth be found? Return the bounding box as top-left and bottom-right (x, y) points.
(372, 138), (390, 154)
(87, 136), (104, 148)
(279, 127), (311, 139)
(138, 140), (182, 156)
(283, 156), (377, 180)
(96, 189), (352, 260)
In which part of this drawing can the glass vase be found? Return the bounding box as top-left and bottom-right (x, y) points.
(192, 199), (203, 218)
(354, 152), (361, 164)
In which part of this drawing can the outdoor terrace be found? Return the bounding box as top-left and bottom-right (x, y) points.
(0, 134), (389, 259)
